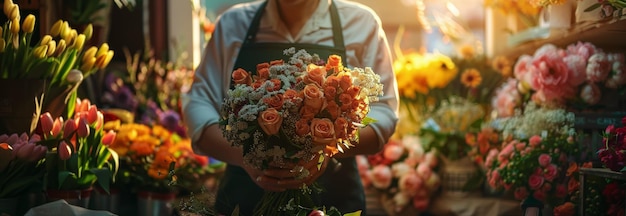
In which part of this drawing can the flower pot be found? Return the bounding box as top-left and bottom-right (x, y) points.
(89, 187), (120, 214)
(137, 191), (176, 216)
(439, 156), (478, 198)
(0, 196), (18, 216)
(46, 187), (93, 208)
(0, 79), (72, 135)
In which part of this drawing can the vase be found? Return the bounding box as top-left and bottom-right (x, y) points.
(137, 191), (176, 216)
(89, 187), (120, 214)
(46, 187), (93, 208)
(439, 156), (479, 198)
(539, 0), (575, 29)
(0, 79), (72, 135)
(0, 196), (18, 216)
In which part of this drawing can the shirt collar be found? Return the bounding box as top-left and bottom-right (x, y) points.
(262, 0), (332, 34)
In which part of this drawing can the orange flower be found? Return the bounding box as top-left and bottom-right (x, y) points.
(263, 94), (284, 110)
(553, 202), (575, 216)
(257, 108), (283, 136)
(491, 55), (512, 77)
(566, 162), (578, 177)
(304, 64), (326, 87)
(325, 54), (343, 74)
(461, 68), (482, 88)
(465, 133), (477, 147)
(232, 68), (252, 85)
(295, 119), (310, 136)
(334, 117), (349, 139)
(303, 84), (325, 112)
(310, 118), (336, 146)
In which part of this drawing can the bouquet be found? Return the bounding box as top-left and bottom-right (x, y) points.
(38, 98), (118, 193)
(0, 133), (47, 198)
(357, 136), (440, 215)
(597, 115), (626, 172)
(220, 48), (383, 215)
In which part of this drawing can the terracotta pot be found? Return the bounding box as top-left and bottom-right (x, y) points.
(46, 187), (93, 208)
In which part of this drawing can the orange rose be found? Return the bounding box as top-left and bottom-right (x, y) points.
(300, 105), (317, 120)
(258, 108), (283, 136)
(266, 78), (282, 92)
(252, 80), (264, 89)
(255, 67), (270, 81)
(324, 75), (340, 88)
(334, 117), (348, 139)
(303, 84), (325, 112)
(553, 202), (575, 216)
(304, 64), (326, 87)
(339, 93), (353, 111)
(310, 118), (336, 146)
(295, 119), (310, 136)
(257, 62), (270, 71)
(326, 101), (340, 120)
(283, 89), (300, 102)
(338, 73), (353, 91)
(232, 68), (252, 85)
(323, 85), (337, 101)
(346, 86), (361, 98)
(270, 59), (284, 66)
(325, 54), (343, 74)
(263, 94), (284, 110)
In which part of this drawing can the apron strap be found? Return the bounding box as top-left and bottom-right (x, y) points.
(242, 0), (345, 49)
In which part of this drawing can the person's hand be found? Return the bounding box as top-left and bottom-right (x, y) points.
(243, 153), (329, 192)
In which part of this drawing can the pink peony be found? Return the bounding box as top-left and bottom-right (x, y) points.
(514, 55), (534, 87)
(566, 41), (597, 60)
(586, 52), (611, 83)
(370, 165), (393, 189)
(538, 154), (552, 167)
(528, 54), (577, 106)
(562, 54), (588, 85)
(580, 83), (602, 105)
(528, 174), (545, 190)
(491, 79), (521, 117)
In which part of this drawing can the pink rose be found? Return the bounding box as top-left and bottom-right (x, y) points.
(533, 190), (547, 202)
(383, 143), (404, 161)
(515, 142), (526, 151)
(542, 182), (552, 192)
(416, 163), (432, 180)
(258, 108), (283, 136)
(580, 83), (602, 105)
(514, 187), (529, 200)
(586, 52), (611, 83)
(491, 79), (521, 118)
(538, 154), (552, 167)
(529, 136), (542, 148)
(370, 165), (392, 189)
(528, 174), (545, 190)
(555, 184), (567, 198)
(399, 172), (423, 196)
(488, 170), (501, 188)
(544, 164), (559, 181)
(423, 151), (438, 168)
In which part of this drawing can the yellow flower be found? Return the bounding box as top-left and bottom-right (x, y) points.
(424, 53), (457, 89)
(458, 44), (475, 59)
(461, 68), (482, 88)
(491, 55), (512, 77)
(22, 14), (35, 33)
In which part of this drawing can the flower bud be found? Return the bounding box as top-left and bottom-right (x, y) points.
(10, 17), (20, 34)
(95, 111), (104, 131)
(74, 34), (85, 51)
(22, 14), (35, 33)
(100, 50), (114, 69)
(49, 19), (63, 37)
(82, 46), (97, 63)
(82, 24), (93, 41)
(46, 40), (56, 57)
(3, 0), (14, 17)
(96, 43), (109, 58)
(64, 29), (77, 47)
(80, 57), (96, 73)
(87, 105), (99, 124)
(58, 141), (72, 160)
(15, 142), (35, 161)
(40, 35), (52, 46)
(63, 119), (77, 139)
(9, 4), (19, 21)
(0, 39), (5, 53)
(0, 143), (14, 171)
(76, 118), (90, 138)
(51, 117), (64, 137)
(59, 21), (70, 40)
(66, 69), (83, 84)
(54, 39), (66, 57)
(102, 130), (116, 146)
(40, 112), (54, 135)
(32, 45), (48, 59)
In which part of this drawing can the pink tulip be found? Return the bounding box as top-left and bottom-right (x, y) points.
(76, 118), (90, 138)
(58, 141), (72, 160)
(5, 134), (18, 145)
(29, 134), (41, 143)
(15, 142), (35, 161)
(63, 119), (78, 139)
(95, 111), (104, 130)
(51, 117), (64, 137)
(102, 130), (116, 146)
(31, 145), (47, 162)
(76, 98), (91, 113)
(87, 105), (99, 124)
(40, 112), (54, 135)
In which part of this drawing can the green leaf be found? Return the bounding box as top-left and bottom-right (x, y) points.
(361, 116), (377, 126)
(584, 3), (602, 12)
(57, 171), (75, 189)
(343, 210), (362, 216)
(89, 168), (112, 194)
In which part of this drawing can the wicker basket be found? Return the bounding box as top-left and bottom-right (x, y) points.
(439, 156), (478, 198)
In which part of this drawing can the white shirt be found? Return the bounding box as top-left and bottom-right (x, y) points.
(182, 0), (399, 154)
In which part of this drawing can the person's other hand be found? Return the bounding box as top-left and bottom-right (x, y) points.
(243, 153), (329, 192)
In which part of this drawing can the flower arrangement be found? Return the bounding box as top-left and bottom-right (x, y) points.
(597, 116), (626, 172)
(357, 135), (440, 215)
(0, 133), (47, 198)
(219, 48), (383, 215)
(584, 0), (626, 19)
(485, 133), (581, 207)
(484, 0), (543, 29)
(105, 121), (222, 193)
(37, 98), (118, 192)
(492, 42), (626, 117)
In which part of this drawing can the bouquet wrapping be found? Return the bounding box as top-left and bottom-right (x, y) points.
(220, 48), (383, 215)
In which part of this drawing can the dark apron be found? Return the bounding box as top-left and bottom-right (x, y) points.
(215, 1), (365, 215)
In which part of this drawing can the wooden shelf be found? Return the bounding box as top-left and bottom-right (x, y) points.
(579, 167), (626, 181)
(496, 18), (626, 60)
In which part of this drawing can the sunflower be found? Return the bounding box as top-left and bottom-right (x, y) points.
(461, 68), (482, 88)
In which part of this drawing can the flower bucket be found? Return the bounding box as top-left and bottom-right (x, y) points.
(0, 196), (18, 216)
(46, 187), (93, 208)
(89, 187), (120, 214)
(0, 79), (72, 135)
(364, 188), (386, 216)
(137, 191), (176, 216)
(439, 156), (478, 198)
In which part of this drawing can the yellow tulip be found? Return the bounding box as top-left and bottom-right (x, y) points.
(54, 39), (66, 57)
(22, 14), (35, 33)
(3, 0), (14, 17)
(82, 24), (93, 41)
(59, 21), (70, 39)
(0, 26), (3, 36)
(64, 29), (77, 47)
(94, 54), (107, 69)
(80, 56), (96, 72)
(74, 34), (86, 51)
(8, 4), (19, 21)
(97, 50), (114, 69)
(46, 40), (56, 57)
(82, 46), (97, 63)
(49, 20), (63, 37)
(40, 35), (52, 46)
(9, 18), (19, 34)
(33, 45), (48, 59)
(96, 43), (109, 58)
